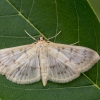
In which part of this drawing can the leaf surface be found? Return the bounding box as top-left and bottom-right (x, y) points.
(0, 0), (100, 100)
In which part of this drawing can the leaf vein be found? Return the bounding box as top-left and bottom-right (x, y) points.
(0, 14), (18, 17)
(6, 0), (47, 40)
(54, 0), (59, 42)
(28, 0), (34, 19)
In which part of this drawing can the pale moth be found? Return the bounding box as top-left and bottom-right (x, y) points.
(0, 31), (100, 86)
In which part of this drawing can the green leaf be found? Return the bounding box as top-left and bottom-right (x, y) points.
(0, 0), (100, 100)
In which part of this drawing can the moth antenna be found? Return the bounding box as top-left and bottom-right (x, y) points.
(48, 31), (61, 40)
(24, 30), (37, 41)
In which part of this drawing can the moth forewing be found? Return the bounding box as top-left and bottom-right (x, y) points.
(0, 43), (41, 84)
(49, 42), (100, 72)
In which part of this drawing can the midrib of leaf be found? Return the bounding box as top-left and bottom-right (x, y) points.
(87, 0), (100, 23)
(6, 0), (48, 40)
(5, 0), (100, 91)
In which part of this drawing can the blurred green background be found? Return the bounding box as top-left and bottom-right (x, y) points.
(89, 0), (100, 20)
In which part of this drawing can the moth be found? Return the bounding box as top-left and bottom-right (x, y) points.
(0, 31), (99, 86)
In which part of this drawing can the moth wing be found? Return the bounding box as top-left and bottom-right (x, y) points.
(0, 44), (33, 75)
(0, 44), (40, 84)
(47, 53), (80, 83)
(47, 42), (100, 83)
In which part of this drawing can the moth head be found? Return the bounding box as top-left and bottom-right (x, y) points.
(39, 37), (44, 41)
